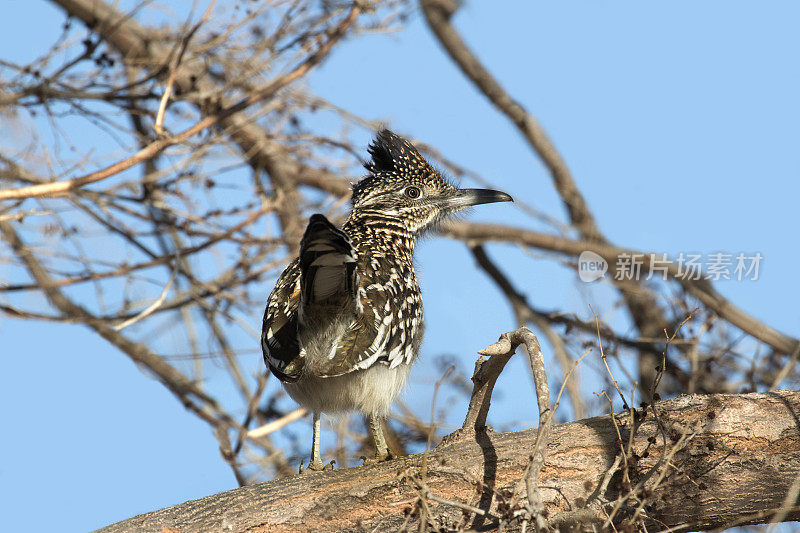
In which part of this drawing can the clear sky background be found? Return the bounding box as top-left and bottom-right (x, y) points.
(1, 1), (799, 532)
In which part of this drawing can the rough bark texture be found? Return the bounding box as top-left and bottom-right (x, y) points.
(98, 391), (800, 532)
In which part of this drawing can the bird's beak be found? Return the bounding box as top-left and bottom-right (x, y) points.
(437, 188), (514, 211)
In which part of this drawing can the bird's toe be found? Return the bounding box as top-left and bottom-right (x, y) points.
(361, 451), (395, 466)
(300, 458), (333, 473)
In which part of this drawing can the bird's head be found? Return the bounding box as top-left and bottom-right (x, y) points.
(351, 130), (512, 235)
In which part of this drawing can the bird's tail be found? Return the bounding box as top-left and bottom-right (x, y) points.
(298, 214), (359, 321)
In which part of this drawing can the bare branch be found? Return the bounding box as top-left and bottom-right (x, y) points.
(0, 4), (361, 201)
(420, 0), (600, 242)
(247, 407), (308, 440)
(448, 221), (800, 357)
(0, 219), (220, 416)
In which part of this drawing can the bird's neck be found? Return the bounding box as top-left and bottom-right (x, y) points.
(344, 212), (417, 263)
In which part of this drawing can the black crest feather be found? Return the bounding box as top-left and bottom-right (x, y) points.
(364, 129), (428, 175)
(354, 130), (439, 204)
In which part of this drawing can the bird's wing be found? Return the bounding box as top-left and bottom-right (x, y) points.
(316, 275), (423, 378)
(261, 259), (303, 382)
(263, 214), (360, 382)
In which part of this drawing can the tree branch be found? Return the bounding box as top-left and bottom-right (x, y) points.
(420, 0), (600, 242)
(474, 328), (552, 529)
(470, 244), (586, 419)
(420, 0), (681, 397)
(448, 221), (800, 357)
(0, 2), (360, 203)
(96, 390), (800, 532)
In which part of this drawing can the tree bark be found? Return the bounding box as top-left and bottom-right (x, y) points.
(98, 390), (800, 532)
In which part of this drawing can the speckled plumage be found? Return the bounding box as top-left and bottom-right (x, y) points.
(261, 130), (512, 470)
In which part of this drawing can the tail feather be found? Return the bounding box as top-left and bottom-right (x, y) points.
(299, 214), (358, 312)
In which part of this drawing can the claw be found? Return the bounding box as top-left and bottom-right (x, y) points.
(361, 450), (395, 466)
(299, 459), (335, 474)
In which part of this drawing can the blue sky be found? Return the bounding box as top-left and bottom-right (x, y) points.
(1, 1), (799, 531)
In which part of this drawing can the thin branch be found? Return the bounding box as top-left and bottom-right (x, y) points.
(471, 244), (585, 419)
(0, 219), (223, 422)
(154, 0), (217, 135)
(771, 343), (800, 390)
(247, 407), (308, 440)
(0, 4), (361, 201)
(114, 268), (176, 330)
(420, 0), (601, 242)
(447, 221), (800, 357)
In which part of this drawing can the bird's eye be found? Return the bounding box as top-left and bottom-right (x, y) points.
(404, 186), (422, 199)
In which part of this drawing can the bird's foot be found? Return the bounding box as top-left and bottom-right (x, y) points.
(299, 459), (335, 474)
(361, 450), (395, 466)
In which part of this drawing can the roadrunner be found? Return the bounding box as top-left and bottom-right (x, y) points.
(262, 130), (512, 471)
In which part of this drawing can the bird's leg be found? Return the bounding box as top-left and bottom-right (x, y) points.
(363, 415), (394, 465)
(300, 411), (334, 472)
(310, 411), (324, 469)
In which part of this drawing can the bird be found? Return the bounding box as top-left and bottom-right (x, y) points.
(261, 129), (512, 471)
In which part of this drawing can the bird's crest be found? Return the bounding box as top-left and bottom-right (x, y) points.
(364, 129), (431, 175)
(354, 130), (439, 204)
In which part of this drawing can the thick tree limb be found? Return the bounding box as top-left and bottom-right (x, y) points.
(97, 390), (800, 532)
